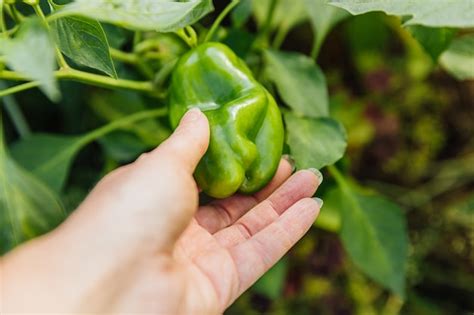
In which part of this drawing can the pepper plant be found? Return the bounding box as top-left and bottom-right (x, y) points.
(0, 0), (473, 303)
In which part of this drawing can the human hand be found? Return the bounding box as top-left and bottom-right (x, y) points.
(1, 108), (323, 314)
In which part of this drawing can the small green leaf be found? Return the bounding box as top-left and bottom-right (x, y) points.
(0, 120), (64, 254)
(284, 112), (347, 169)
(440, 34), (474, 81)
(265, 50), (329, 118)
(253, 0), (306, 32)
(0, 18), (59, 101)
(252, 258), (288, 299)
(335, 186), (408, 297)
(408, 26), (456, 61)
(304, 0), (349, 53)
(329, 0), (474, 28)
(231, 0), (252, 28)
(51, 16), (117, 78)
(10, 134), (83, 193)
(99, 131), (149, 162)
(54, 0), (214, 32)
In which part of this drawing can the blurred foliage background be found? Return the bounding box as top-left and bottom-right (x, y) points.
(221, 3), (474, 315)
(1, 1), (473, 314)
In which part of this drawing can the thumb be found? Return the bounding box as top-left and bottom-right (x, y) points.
(64, 108), (210, 253)
(152, 108), (210, 173)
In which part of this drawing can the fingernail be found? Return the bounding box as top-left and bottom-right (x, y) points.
(313, 197), (324, 208)
(181, 107), (202, 123)
(282, 154), (296, 172)
(307, 168), (323, 185)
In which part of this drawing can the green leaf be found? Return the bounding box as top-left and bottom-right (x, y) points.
(253, 0), (306, 32)
(99, 131), (149, 162)
(329, 0), (474, 28)
(265, 50), (329, 118)
(304, 0), (350, 53)
(0, 120), (64, 254)
(10, 108), (167, 192)
(284, 112), (347, 169)
(335, 186), (408, 297)
(231, 0), (252, 28)
(10, 134), (83, 193)
(51, 16), (117, 78)
(54, 0), (214, 32)
(408, 26), (456, 61)
(0, 18), (59, 101)
(252, 258), (288, 299)
(440, 34), (474, 81)
(314, 187), (342, 232)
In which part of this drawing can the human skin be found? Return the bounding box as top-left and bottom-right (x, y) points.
(0, 108), (322, 314)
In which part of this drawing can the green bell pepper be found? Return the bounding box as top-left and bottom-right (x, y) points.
(169, 42), (284, 199)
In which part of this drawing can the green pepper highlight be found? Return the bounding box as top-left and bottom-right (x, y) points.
(169, 43), (284, 198)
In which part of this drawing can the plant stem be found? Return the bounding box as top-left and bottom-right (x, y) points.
(327, 165), (350, 192)
(272, 26), (289, 49)
(310, 37), (323, 61)
(185, 26), (198, 45)
(32, 3), (69, 69)
(204, 0), (240, 43)
(0, 3), (7, 39)
(110, 48), (138, 64)
(0, 81), (40, 98)
(0, 69), (160, 96)
(133, 31), (143, 49)
(58, 69), (155, 94)
(4, 4), (23, 23)
(78, 108), (168, 146)
(175, 28), (196, 47)
(0, 81), (32, 138)
(258, 0), (278, 45)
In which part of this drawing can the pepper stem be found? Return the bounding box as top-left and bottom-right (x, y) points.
(204, 0), (240, 43)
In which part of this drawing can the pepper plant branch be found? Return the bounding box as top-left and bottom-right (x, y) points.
(175, 27), (197, 47)
(310, 37), (323, 61)
(327, 165), (351, 193)
(0, 69), (161, 96)
(0, 81), (32, 138)
(271, 26), (289, 49)
(0, 81), (40, 98)
(258, 0), (278, 45)
(78, 108), (168, 147)
(109, 48), (138, 64)
(4, 4), (23, 23)
(204, 0), (240, 43)
(31, 3), (69, 69)
(0, 4), (7, 39)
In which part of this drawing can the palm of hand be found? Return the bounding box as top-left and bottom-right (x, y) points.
(146, 162), (319, 314)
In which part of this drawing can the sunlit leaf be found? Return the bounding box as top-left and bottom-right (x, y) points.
(54, 0), (214, 32)
(0, 18), (59, 101)
(440, 34), (474, 80)
(330, 0), (474, 28)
